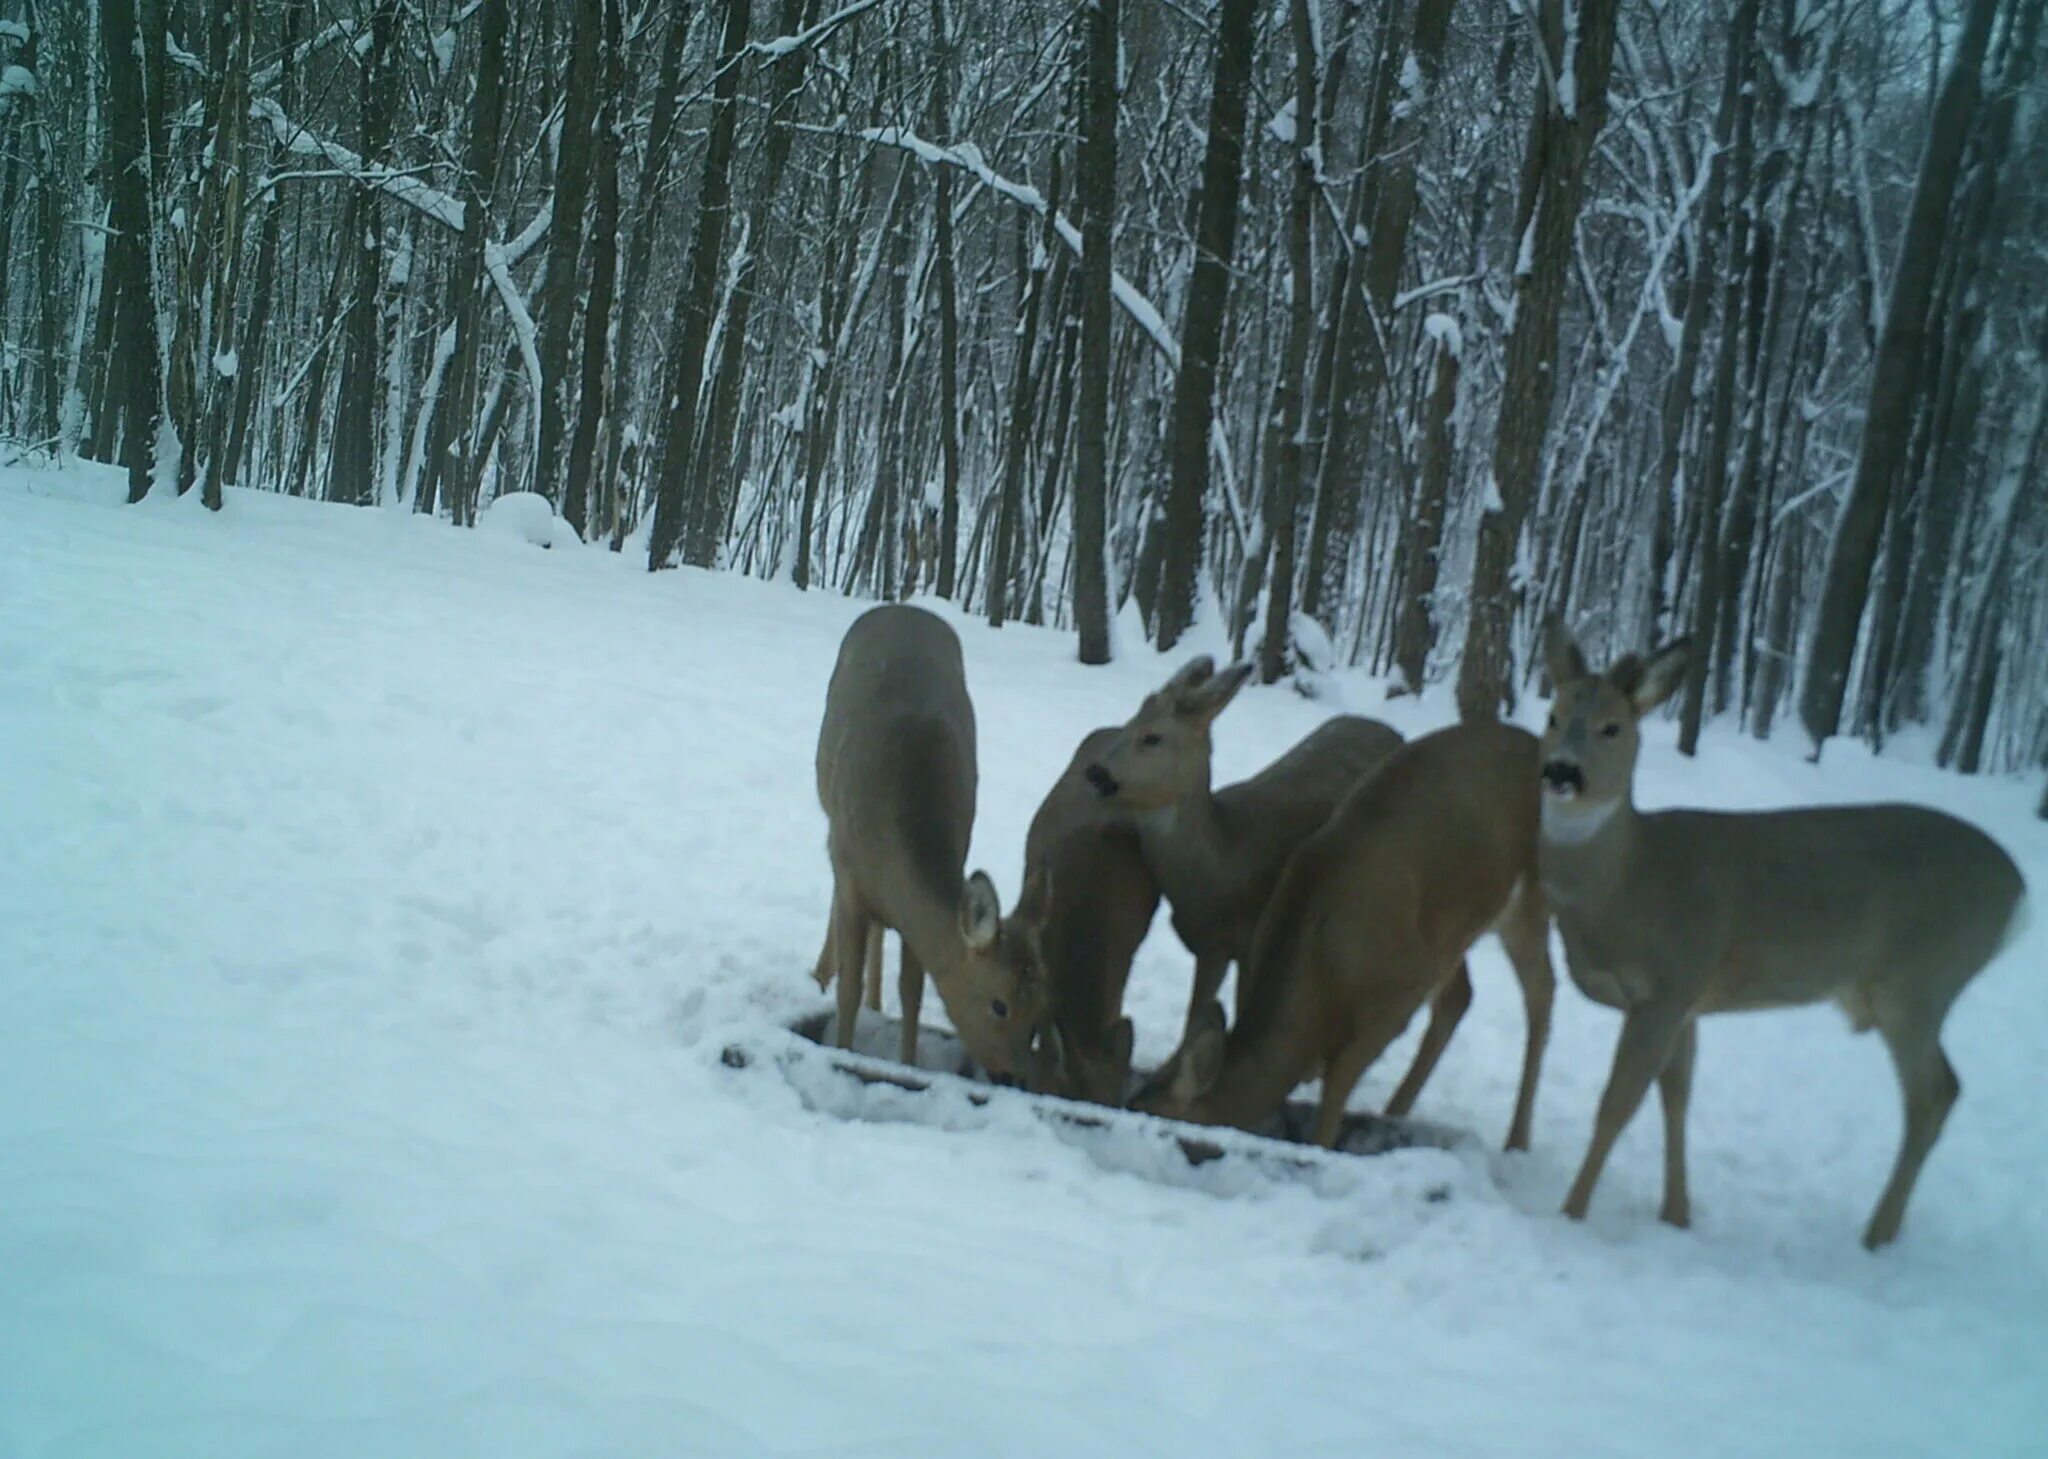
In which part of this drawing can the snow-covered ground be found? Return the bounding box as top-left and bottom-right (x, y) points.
(3, 461), (2043, 1458)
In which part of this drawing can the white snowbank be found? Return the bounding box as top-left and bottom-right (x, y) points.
(477, 490), (582, 550)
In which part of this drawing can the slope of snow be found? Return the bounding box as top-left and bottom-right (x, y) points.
(2, 461), (2044, 1458)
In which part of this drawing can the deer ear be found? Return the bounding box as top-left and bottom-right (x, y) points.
(1543, 617), (1590, 687)
(1630, 639), (1690, 715)
(961, 871), (1002, 951)
(1182, 660), (1255, 721)
(1161, 656), (1216, 699)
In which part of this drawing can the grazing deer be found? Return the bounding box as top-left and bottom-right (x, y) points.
(1084, 658), (1407, 1033)
(1134, 721), (1556, 1152)
(1539, 623), (2029, 1248)
(815, 605), (1046, 1074)
(1010, 728), (1163, 1105)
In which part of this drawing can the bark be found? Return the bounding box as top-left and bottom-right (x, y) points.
(1304, 0), (1454, 632)
(1153, 0), (1259, 650)
(1256, 0), (1320, 683)
(327, 0), (398, 506)
(564, 0), (624, 539)
(533, 0), (603, 509)
(989, 191), (1053, 628)
(417, 0), (508, 525)
(1455, 0), (1623, 721)
(1389, 328), (1459, 693)
(687, 0), (820, 567)
(1797, 0), (2002, 753)
(1071, 0), (1118, 664)
(1678, 23), (1756, 756)
(602, 0), (697, 535)
(100, 0), (162, 502)
(930, 0), (962, 598)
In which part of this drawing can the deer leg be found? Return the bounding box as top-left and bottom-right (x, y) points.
(1863, 1022), (1959, 1250)
(811, 907), (837, 991)
(831, 895), (872, 1051)
(1189, 952), (1232, 1029)
(1383, 961), (1472, 1119)
(1563, 1000), (1690, 1222)
(1497, 893), (1558, 1153)
(1656, 1021), (1697, 1228)
(897, 943), (927, 1067)
(1314, 983), (1437, 1149)
(864, 922), (885, 1011)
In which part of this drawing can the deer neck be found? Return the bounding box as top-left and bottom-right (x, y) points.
(893, 847), (970, 986)
(1538, 791), (1640, 913)
(1135, 775), (1230, 906)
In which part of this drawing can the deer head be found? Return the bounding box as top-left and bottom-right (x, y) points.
(1540, 621), (1689, 834)
(1084, 657), (1257, 811)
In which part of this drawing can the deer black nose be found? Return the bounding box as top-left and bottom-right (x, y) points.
(1540, 759), (1584, 794)
(1085, 764), (1119, 797)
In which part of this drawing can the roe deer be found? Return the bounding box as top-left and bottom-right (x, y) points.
(1134, 721), (1556, 1151)
(1011, 728), (1162, 1105)
(1539, 623), (2029, 1248)
(1084, 658), (1409, 1038)
(815, 605), (1046, 1074)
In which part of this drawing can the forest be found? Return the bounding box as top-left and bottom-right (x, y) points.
(1, 0), (2044, 796)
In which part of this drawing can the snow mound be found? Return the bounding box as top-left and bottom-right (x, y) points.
(477, 491), (581, 550)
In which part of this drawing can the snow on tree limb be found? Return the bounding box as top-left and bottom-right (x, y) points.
(831, 123), (1182, 368)
(751, 0), (884, 59)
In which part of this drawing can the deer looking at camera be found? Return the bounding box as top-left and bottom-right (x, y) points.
(1005, 728), (1163, 1106)
(1084, 658), (1407, 1031)
(1132, 719), (1556, 1150)
(814, 605), (1046, 1075)
(1539, 623), (2029, 1248)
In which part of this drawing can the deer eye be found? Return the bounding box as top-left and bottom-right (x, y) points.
(991, 999), (1009, 1019)
(1601, 722), (1622, 738)
(1546, 712), (1557, 730)
(1139, 733), (1163, 748)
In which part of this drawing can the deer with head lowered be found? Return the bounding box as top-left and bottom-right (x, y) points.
(1132, 720), (1557, 1151)
(1006, 728), (1162, 1105)
(1539, 623), (2029, 1248)
(814, 605), (1047, 1075)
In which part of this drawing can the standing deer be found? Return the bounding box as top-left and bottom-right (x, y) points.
(1084, 658), (1401, 1027)
(1009, 728), (1162, 1105)
(815, 605), (1046, 1074)
(1539, 623), (2029, 1248)
(1133, 720), (1556, 1150)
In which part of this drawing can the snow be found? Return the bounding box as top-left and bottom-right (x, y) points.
(477, 490), (583, 549)
(4, 461), (2047, 1457)
(212, 348), (239, 379)
(0, 19), (29, 42)
(0, 62), (36, 101)
(1423, 312), (1463, 358)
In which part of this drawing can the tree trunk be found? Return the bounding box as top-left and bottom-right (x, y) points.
(417, 0), (508, 525)
(563, 0), (623, 540)
(100, 0), (163, 502)
(1797, 0), (2001, 754)
(1303, 0), (1454, 634)
(1070, 0), (1118, 664)
(1153, 0), (1258, 650)
(647, 0), (752, 571)
(687, 0), (820, 568)
(1455, 0), (1622, 720)
(1256, 0), (1321, 683)
(533, 0), (602, 509)
(1389, 326), (1460, 694)
(327, 0), (398, 507)
(928, 0), (962, 597)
